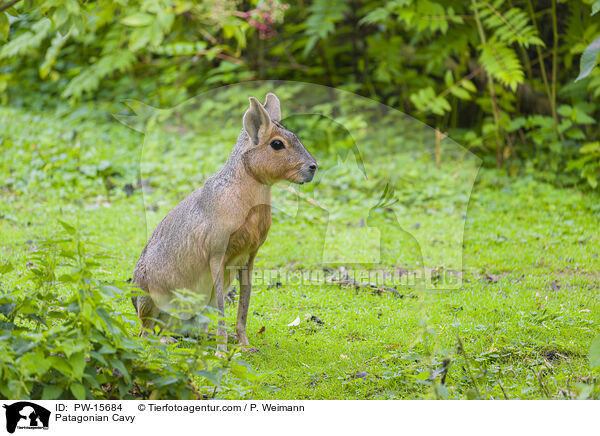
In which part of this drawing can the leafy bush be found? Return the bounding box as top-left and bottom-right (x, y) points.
(0, 221), (262, 400)
(568, 141), (600, 189)
(0, 0), (599, 189)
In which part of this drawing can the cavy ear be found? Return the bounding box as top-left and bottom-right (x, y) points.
(263, 92), (281, 122)
(243, 97), (272, 145)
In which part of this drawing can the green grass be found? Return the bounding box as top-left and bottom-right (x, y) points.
(1, 106), (599, 399)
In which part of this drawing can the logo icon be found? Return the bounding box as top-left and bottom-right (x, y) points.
(3, 402), (50, 434)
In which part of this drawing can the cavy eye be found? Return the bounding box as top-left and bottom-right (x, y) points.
(270, 139), (285, 150)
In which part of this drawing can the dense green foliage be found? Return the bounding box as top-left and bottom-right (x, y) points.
(0, 0), (599, 187)
(0, 226), (261, 400)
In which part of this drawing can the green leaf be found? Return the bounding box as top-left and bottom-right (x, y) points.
(576, 35), (600, 82)
(409, 87), (451, 115)
(49, 355), (73, 376)
(42, 385), (63, 400)
(121, 12), (154, 27)
(557, 105), (572, 117)
(52, 7), (70, 29)
(89, 350), (107, 365)
(359, 7), (390, 25)
(461, 79), (477, 92)
(70, 351), (86, 379)
(0, 18), (51, 59)
(70, 383), (86, 400)
(152, 376), (179, 387)
(573, 106), (596, 124)
(149, 22), (164, 47)
(98, 344), (116, 354)
(0, 12), (9, 41)
(196, 369), (222, 386)
(450, 86), (471, 100)
(83, 371), (101, 390)
(40, 31), (70, 79)
(109, 358), (131, 384)
(157, 11), (174, 32)
(58, 273), (75, 283)
(414, 371), (430, 381)
(0, 262), (14, 274)
(129, 26), (152, 51)
(580, 142), (600, 154)
(466, 388), (480, 399)
(593, 0), (600, 16)
(479, 38), (524, 91)
(566, 127), (585, 140)
(444, 70), (453, 87)
(507, 116), (526, 131)
(18, 351), (51, 376)
(589, 334), (600, 369)
(58, 219), (76, 234)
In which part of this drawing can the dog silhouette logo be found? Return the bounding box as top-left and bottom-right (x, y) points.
(3, 402), (50, 433)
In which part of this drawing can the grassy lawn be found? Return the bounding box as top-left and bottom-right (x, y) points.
(1, 106), (599, 399)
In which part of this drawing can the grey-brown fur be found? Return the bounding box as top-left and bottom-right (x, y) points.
(132, 93), (317, 353)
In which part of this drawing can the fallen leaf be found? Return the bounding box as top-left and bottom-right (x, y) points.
(287, 316), (301, 327)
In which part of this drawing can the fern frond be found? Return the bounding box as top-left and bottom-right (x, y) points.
(39, 31), (70, 79)
(303, 0), (349, 56)
(0, 18), (52, 59)
(479, 37), (524, 91)
(410, 86), (451, 115)
(475, 0), (544, 48)
(359, 6), (390, 25)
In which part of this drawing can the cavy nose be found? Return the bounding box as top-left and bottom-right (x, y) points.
(308, 163), (318, 172)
